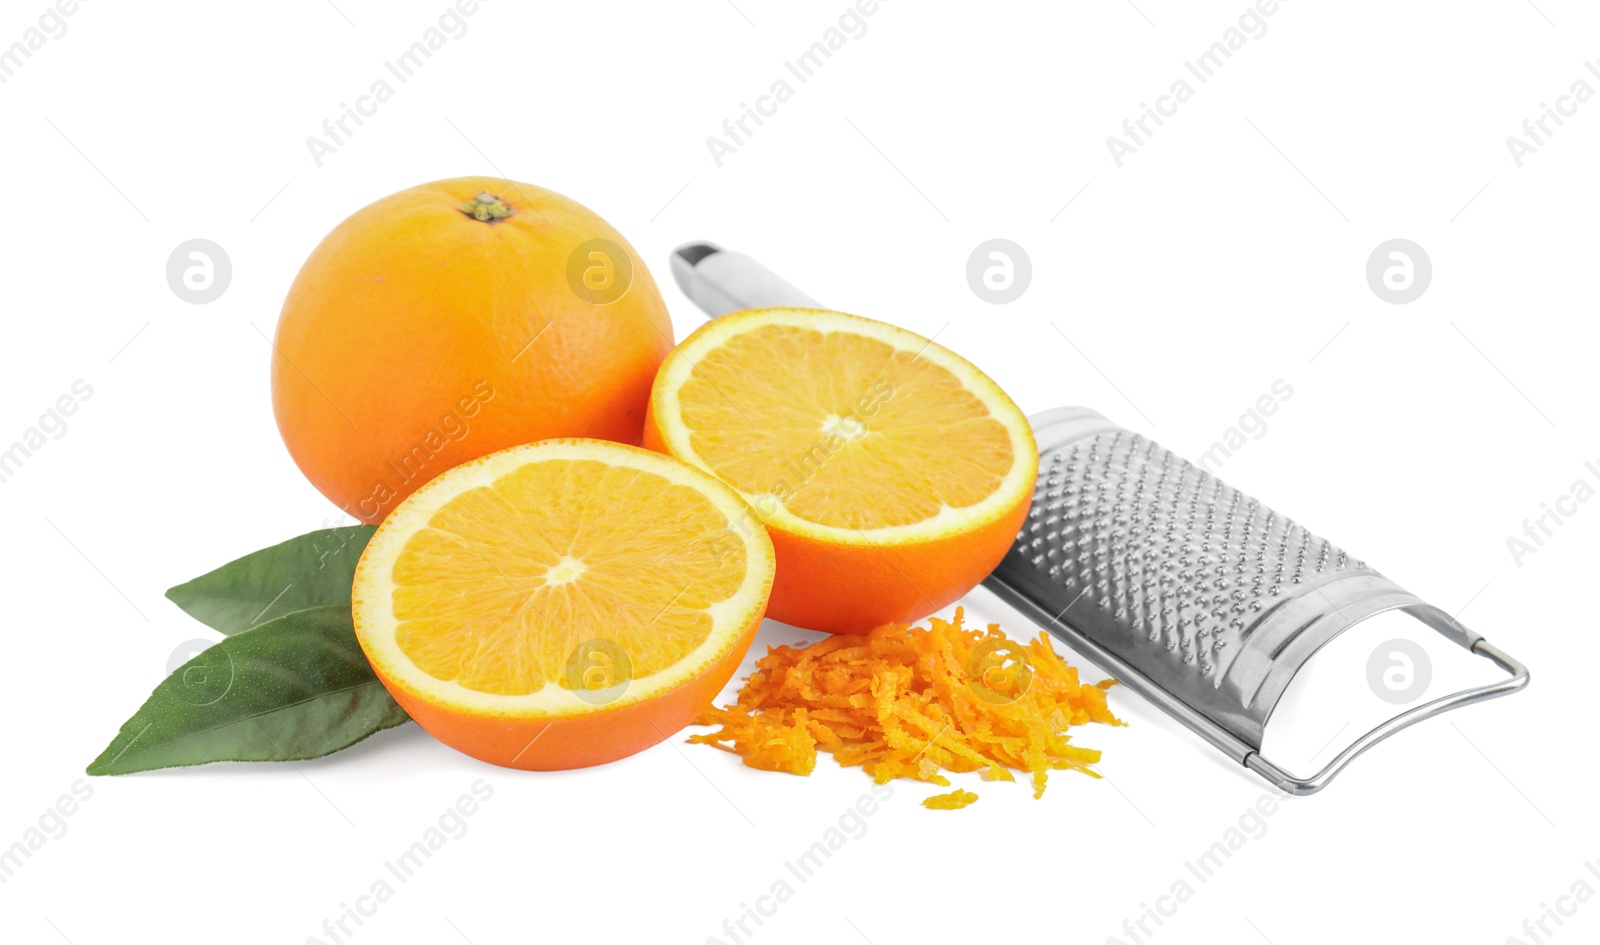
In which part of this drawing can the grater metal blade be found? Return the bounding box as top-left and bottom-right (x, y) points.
(669, 241), (1530, 796)
(981, 407), (1528, 794)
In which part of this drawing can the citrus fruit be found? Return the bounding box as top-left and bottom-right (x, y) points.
(643, 308), (1038, 634)
(351, 439), (775, 770)
(272, 177), (674, 524)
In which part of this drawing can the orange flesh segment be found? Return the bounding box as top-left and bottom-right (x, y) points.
(389, 458), (747, 696)
(690, 608), (1122, 799)
(677, 324), (1015, 530)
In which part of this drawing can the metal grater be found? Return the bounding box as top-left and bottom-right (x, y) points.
(669, 241), (1530, 795)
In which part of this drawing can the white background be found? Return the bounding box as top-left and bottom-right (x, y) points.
(1, 1), (1595, 943)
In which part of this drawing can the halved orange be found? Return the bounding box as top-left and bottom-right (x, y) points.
(351, 439), (775, 769)
(644, 308), (1037, 634)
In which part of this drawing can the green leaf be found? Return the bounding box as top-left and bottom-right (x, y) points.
(165, 525), (376, 634)
(88, 606), (409, 776)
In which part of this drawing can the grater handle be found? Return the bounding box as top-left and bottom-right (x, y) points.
(1245, 618), (1530, 796)
(670, 241), (822, 318)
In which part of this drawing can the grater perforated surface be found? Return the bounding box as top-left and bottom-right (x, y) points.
(985, 408), (1428, 755)
(1027, 424), (1367, 679)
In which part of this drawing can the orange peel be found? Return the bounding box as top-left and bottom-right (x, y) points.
(690, 608), (1121, 799)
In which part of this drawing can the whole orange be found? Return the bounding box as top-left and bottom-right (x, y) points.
(271, 176), (673, 523)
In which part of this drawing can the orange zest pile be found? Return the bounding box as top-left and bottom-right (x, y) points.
(690, 609), (1121, 801)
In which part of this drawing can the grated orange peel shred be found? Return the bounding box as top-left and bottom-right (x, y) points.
(923, 788), (979, 810)
(690, 608), (1122, 801)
